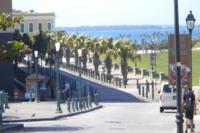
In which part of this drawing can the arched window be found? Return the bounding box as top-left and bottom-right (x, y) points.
(38, 23), (43, 31)
(47, 23), (52, 31)
(29, 23), (34, 32)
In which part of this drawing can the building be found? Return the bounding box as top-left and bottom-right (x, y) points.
(0, 0), (12, 13)
(14, 10), (56, 36)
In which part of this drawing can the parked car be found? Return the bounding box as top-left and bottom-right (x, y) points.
(159, 83), (177, 113)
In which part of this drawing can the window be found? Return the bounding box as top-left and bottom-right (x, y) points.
(29, 23), (34, 32)
(47, 23), (52, 31)
(38, 23), (42, 31)
(20, 23), (24, 33)
(163, 85), (171, 93)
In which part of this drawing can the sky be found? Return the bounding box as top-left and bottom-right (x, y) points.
(13, 0), (200, 27)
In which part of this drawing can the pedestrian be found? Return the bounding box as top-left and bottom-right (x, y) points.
(63, 81), (70, 101)
(183, 87), (196, 133)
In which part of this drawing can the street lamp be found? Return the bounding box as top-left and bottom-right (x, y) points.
(174, 0), (183, 132)
(55, 42), (62, 113)
(34, 50), (39, 102)
(186, 10), (196, 36)
(78, 49), (82, 97)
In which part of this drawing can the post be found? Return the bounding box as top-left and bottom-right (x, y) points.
(142, 86), (144, 97)
(35, 57), (39, 103)
(152, 80), (154, 100)
(0, 94), (2, 127)
(138, 85), (141, 95)
(174, 0), (183, 132)
(55, 50), (62, 113)
(146, 86), (148, 99)
(67, 98), (71, 113)
(78, 53), (82, 98)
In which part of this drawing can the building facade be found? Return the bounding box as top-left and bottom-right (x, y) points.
(0, 0), (12, 13)
(14, 11), (56, 36)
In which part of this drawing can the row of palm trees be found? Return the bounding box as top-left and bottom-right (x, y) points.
(21, 31), (141, 87)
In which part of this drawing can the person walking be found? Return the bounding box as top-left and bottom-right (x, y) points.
(183, 87), (196, 133)
(63, 81), (70, 101)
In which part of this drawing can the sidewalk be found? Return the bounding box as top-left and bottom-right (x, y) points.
(3, 101), (102, 123)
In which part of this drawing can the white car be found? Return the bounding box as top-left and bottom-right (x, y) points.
(159, 83), (177, 113)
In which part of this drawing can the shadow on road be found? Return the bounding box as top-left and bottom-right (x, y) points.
(21, 125), (86, 132)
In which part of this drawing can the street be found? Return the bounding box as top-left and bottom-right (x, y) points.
(8, 102), (179, 133)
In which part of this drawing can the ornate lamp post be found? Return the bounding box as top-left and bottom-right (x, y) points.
(186, 10), (196, 36)
(78, 49), (82, 97)
(34, 50), (39, 102)
(174, 0), (183, 132)
(55, 42), (62, 113)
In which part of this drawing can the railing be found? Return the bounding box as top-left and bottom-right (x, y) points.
(0, 91), (9, 127)
(67, 92), (99, 113)
(136, 79), (159, 101)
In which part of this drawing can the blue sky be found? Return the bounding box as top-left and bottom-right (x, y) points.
(13, 0), (200, 27)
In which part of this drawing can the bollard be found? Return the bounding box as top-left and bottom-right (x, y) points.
(146, 80), (150, 93)
(88, 96), (92, 107)
(142, 86), (145, 97)
(136, 79), (139, 89)
(94, 93), (99, 106)
(82, 97), (86, 110)
(119, 79), (122, 88)
(4, 92), (9, 109)
(67, 98), (71, 113)
(138, 85), (141, 95)
(77, 97), (82, 111)
(0, 93), (4, 113)
(152, 80), (154, 100)
(72, 98), (75, 112)
(86, 96), (89, 109)
(115, 77), (118, 87)
(146, 86), (148, 99)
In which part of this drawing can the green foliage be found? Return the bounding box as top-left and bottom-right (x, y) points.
(0, 41), (25, 61)
(0, 12), (23, 31)
(33, 31), (49, 57)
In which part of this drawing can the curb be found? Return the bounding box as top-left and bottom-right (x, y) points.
(0, 124), (24, 132)
(3, 105), (103, 123)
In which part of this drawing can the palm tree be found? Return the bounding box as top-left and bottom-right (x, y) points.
(60, 34), (71, 65)
(79, 35), (90, 69)
(99, 37), (115, 76)
(88, 37), (101, 74)
(22, 33), (33, 73)
(33, 31), (49, 69)
(70, 35), (82, 67)
(115, 37), (140, 88)
(13, 29), (22, 71)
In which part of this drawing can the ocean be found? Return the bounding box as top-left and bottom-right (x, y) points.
(62, 25), (200, 43)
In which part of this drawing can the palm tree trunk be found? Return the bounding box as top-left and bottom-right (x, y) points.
(82, 49), (87, 69)
(66, 48), (70, 65)
(93, 52), (100, 74)
(121, 59), (128, 88)
(75, 50), (78, 67)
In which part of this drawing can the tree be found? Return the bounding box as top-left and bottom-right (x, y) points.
(100, 37), (115, 76)
(88, 37), (102, 74)
(0, 12), (23, 31)
(79, 35), (89, 69)
(115, 37), (140, 88)
(22, 33), (32, 48)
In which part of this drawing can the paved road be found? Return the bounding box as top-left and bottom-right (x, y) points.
(7, 102), (181, 133)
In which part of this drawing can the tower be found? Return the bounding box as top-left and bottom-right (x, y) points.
(0, 0), (12, 13)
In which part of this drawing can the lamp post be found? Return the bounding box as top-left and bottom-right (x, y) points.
(174, 0), (183, 132)
(55, 42), (62, 113)
(186, 10), (196, 37)
(78, 49), (82, 97)
(34, 50), (39, 102)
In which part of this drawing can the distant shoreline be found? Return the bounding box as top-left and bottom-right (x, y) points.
(56, 25), (200, 31)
